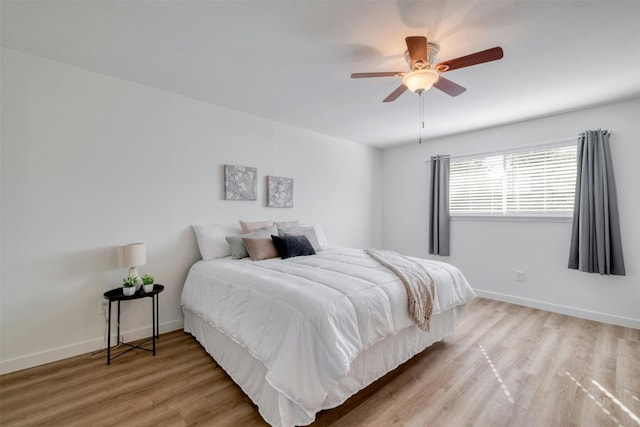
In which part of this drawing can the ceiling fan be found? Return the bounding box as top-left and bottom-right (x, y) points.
(351, 36), (503, 102)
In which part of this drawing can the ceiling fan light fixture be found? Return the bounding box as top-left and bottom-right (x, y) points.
(402, 69), (439, 93)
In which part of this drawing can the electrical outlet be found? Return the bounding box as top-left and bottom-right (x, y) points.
(98, 300), (108, 314)
(515, 270), (525, 282)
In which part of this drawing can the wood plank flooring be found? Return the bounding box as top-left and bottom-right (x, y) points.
(1, 298), (638, 426)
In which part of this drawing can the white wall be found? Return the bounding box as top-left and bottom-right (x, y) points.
(0, 48), (382, 373)
(382, 97), (640, 328)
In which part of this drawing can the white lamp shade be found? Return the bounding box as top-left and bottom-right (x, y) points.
(402, 69), (440, 93)
(120, 243), (146, 267)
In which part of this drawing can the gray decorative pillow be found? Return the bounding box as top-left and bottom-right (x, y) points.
(226, 225), (277, 259)
(274, 220), (299, 229)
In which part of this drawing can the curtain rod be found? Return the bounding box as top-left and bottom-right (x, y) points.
(441, 136), (577, 162)
(426, 131), (612, 163)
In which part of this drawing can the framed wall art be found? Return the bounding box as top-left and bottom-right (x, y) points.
(267, 176), (293, 208)
(224, 165), (257, 201)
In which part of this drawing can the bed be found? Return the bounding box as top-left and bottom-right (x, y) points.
(181, 242), (475, 427)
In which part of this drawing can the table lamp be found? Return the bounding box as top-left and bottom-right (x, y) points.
(120, 242), (146, 278)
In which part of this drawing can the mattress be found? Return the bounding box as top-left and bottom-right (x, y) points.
(181, 247), (475, 426)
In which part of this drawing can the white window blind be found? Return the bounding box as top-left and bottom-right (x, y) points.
(449, 144), (577, 216)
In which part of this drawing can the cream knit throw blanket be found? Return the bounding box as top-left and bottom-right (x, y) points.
(365, 249), (436, 331)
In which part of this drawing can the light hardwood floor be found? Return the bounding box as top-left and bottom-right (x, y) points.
(1, 298), (638, 427)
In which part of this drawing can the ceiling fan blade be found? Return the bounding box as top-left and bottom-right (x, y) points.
(351, 72), (404, 78)
(437, 47), (503, 72)
(405, 36), (428, 68)
(433, 76), (466, 97)
(383, 84), (408, 102)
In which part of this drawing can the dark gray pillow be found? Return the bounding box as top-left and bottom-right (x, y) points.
(271, 234), (316, 259)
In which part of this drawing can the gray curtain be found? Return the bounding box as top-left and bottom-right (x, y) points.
(428, 155), (450, 256)
(568, 130), (625, 275)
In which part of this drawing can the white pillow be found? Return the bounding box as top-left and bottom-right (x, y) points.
(192, 224), (241, 260)
(312, 224), (329, 248)
(279, 224), (327, 251)
(239, 219), (274, 234)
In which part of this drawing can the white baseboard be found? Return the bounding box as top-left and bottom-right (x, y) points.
(474, 289), (640, 329)
(0, 318), (184, 375)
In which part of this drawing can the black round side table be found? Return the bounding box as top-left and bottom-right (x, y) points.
(103, 284), (165, 365)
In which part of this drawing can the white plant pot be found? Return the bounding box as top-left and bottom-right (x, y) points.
(143, 284), (154, 293)
(123, 286), (136, 296)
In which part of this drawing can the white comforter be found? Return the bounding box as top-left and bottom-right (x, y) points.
(181, 247), (475, 419)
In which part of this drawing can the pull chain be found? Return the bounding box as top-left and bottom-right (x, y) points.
(418, 91), (425, 144)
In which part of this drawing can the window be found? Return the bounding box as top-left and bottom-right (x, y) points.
(449, 144), (577, 216)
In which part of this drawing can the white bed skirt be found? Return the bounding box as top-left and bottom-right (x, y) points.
(183, 304), (466, 427)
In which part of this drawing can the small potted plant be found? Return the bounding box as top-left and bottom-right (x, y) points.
(122, 275), (140, 296)
(142, 274), (155, 293)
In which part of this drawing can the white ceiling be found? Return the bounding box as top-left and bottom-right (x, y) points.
(2, 1), (639, 148)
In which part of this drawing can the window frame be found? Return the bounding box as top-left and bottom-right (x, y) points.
(447, 139), (578, 221)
